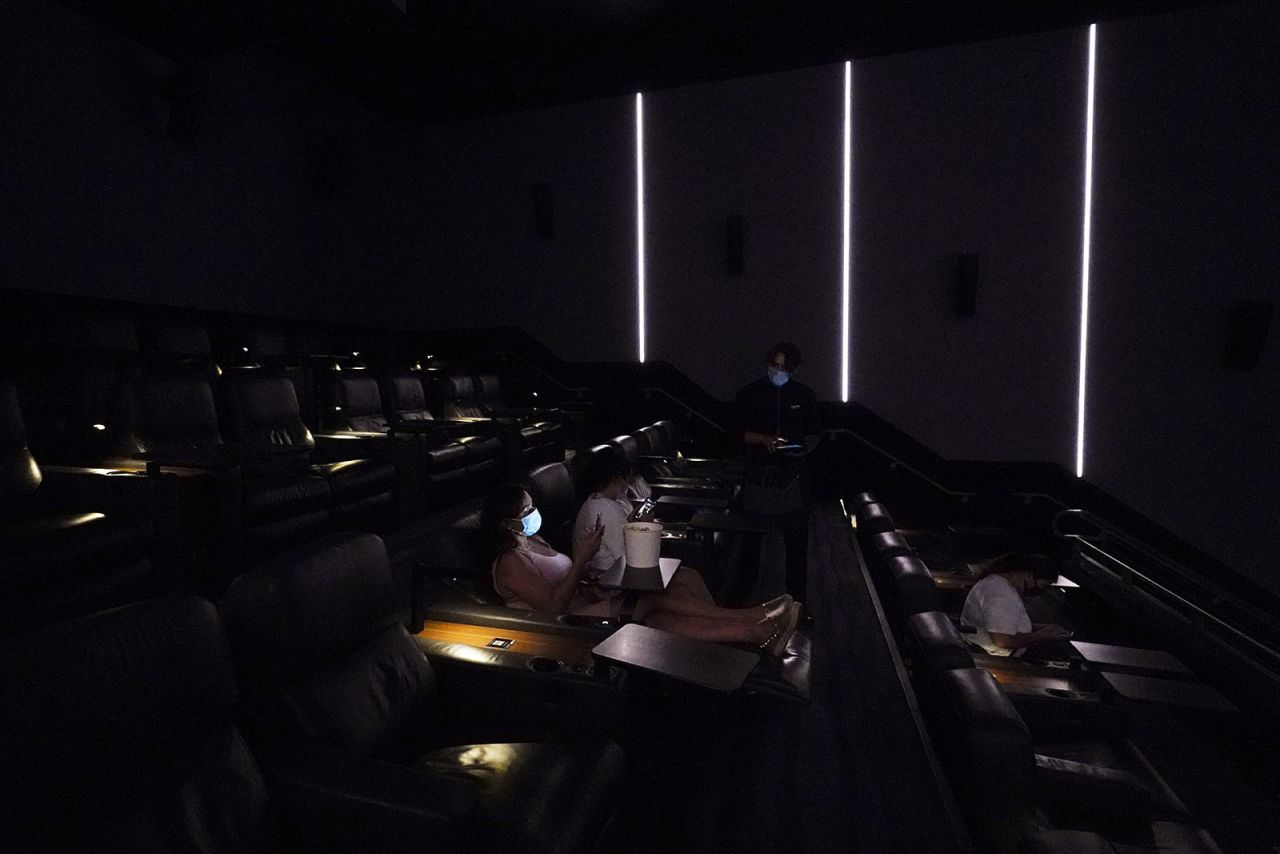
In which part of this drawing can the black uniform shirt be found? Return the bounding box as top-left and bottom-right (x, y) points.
(732, 377), (819, 464)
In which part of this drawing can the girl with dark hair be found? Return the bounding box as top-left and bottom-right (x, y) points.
(961, 552), (1072, 656)
(483, 484), (802, 655)
(572, 447), (646, 575)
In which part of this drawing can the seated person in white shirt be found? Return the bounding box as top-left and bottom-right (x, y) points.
(960, 552), (1072, 656)
(572, 447), (650, 575)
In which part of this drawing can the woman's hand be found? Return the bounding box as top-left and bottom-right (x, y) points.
(575, 522), (605, 562)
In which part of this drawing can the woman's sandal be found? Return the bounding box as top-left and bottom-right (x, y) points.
(760, 601), (804, 657)
(763, 593), (793, 622)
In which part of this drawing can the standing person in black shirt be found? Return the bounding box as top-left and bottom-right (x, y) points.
(729, 342), (820, 602)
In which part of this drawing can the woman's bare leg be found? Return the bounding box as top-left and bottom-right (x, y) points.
(641, 584), (767, 623)
(666, 566), (716, 605)
(642, 610), (774, 646)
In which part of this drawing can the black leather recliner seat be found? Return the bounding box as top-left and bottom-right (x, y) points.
(437, 374), (564, 467)
(0, 380), (155, 635)
(382, 373), (506, 490)
(131, 374), (331, 581)
(217, 371), (396, 534)
(921, 666), (1218, 854)
(0, 594), (478, 853)
(320, 374), (496, 511)
(5, 309), (141, 468)
(138, 314), (221, 380)
(220, 533), (630, 854)
(472, 372), (573, 451)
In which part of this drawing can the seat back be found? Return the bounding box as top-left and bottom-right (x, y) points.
(570, 443), (614, 498)
(855, 502), (896, 538)
(131, 376), (224, 457)
(438, 375), (485, 420)
(218, 372), (315, 450)
(865, 530), (912, 577)
(635, 425), (663, 455)
(886, 554), (941, 619)
(417, 510), (497, 601)
(0, 596), (278, 853)
(906, 611), (976, 673)
(473, 373), (508, 415)
(522, 462), (577, 552)
(609, 434), (639, 470)
(0, 380), (42, 522)
(11, 310), (139, 465)
(382, 374), (434, 422)
(138, 316), (217, 379)
(651, 420), (678, 455)
(221, 533), (438, 761)
(322, 375), (389, 433)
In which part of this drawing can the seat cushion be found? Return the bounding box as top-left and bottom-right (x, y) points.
(415, 740), (627, 854)
(242, 474), (330, 518)
(312, 459), (396, 501)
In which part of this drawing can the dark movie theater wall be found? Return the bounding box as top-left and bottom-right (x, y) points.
(1, 0), (1275, 591)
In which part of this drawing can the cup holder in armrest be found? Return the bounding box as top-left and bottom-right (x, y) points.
(528, 656), (563, 674)
(557, 614), (618, 628)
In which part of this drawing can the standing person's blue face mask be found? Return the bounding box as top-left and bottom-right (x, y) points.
(767, 366), (791, 387)
(512, 507), (542, 537)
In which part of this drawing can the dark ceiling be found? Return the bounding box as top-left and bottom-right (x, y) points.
(65, 0), (1231, 124)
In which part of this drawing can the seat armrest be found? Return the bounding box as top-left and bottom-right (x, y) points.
(37, 465), (156, 516)
(263, 740), (479, 854)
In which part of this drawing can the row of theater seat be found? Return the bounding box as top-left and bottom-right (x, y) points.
(0, 531), (630, 854)
(1, 358), (686, 639)
(0, 296), (610, 634)
(850, 494), (1219, 854)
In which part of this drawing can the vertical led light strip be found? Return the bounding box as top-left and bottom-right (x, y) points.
(841, 61), (853, 402)
(1075, 24), (1097, 478)
(635, 92), (647, 363)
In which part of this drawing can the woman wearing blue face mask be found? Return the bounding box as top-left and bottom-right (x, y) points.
(482, 484), (801, 654)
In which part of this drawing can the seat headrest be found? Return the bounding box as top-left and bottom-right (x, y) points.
(609, 434), (638, 466)
(220, 373), (312, 446)
(0, 596), (237, 757)
(134, 377), (221, 446)
(867, 530), (911, 559)
(522, 462), (575, 526)
(635, 426), (662, 455)
(856, 502), (895, 535)
(907, 611), (974, 672)
(473, 374), (501, 400)
(221, 533), (396, 683)
(440, 374), (474, 400)
(417, 515), (488, 581)
(386, 375), (427, 411)
(330, 375), (383, 416)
